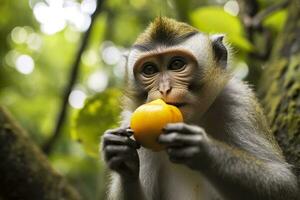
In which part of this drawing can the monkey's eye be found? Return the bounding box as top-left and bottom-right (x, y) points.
(169, 57), (186, 71)
(141, 63), (158, 76)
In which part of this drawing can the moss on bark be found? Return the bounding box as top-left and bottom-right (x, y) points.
(0, 106), (81, 200)
(259, 0), (300, 185)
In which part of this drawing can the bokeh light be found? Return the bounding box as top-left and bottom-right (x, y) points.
(64, 2), (91, 32)
(224, 0), (239, 16)
(87, 70), (108, 92)
(26, 33), (42, 50)
(11, 27), (28, 44)
(15, 55), (35, 75)
(33, 1), (66, 34)
(33, 0), (96, 35)
(80, 0), (97, 14)
(101, 42), (121, 65)
(5, 50), (20, 67)
(69, 89), (87, 109)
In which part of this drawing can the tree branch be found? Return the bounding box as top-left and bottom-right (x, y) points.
(251, 0), (290, 28)
(43, 0), (105, 154)
(0, 106), (81, 200)
(237, 0), (259, 41)
(258, 0), (300, 185)
(238, 0), (290, 62)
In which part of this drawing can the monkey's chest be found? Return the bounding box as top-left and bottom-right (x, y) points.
(138, 149), (221, 200)
(160, 159), (217, 200)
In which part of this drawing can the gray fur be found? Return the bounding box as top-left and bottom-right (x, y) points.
(104, 77), (298, 200)
(102, 20), (298, 199)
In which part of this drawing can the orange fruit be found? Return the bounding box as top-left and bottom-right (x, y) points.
(130, 99), (183, 151)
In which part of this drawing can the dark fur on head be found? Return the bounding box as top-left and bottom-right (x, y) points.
(133, 17), (198, 50)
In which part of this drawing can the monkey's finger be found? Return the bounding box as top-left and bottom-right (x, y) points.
(125, 128), (134, 137)
(102, 134), (140, 149)
(158, 132), (203, 146)
(163, 123), (205, 135)
(107, 156), (138, 179)
(104, 127), (133, 137)
(167, 146), (200, 159)
(104, 145), (138, 161)
(107, 156), (126, 171)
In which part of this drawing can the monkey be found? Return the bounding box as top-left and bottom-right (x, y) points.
(101, 17), (299, 200)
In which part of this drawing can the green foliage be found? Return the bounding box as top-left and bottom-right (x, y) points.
(190, 6), (253, 51)
(0, 0), (288, 199)
(50, 150), (106, 200)
(71, 89), (122, 157)
(263, 10), (287, 32)
(89, 13), (108, 49)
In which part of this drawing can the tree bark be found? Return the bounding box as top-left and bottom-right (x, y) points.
(259, 0), (300, 185)
(0, 106), (81, 200)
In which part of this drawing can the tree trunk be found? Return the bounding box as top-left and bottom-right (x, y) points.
(259, 0), (300, 185)
(0, 106), (81, 200)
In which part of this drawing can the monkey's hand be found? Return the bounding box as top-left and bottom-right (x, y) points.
(101, 127), (140, 181)
(158, 123), (209, 170)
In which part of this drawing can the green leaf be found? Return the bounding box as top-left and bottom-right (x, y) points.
(263, 10), (287, 31)
(71, 89), (122, 157)
(190, 6), (253, 51)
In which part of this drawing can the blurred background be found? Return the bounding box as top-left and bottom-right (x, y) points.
(0, 0), (287, 199)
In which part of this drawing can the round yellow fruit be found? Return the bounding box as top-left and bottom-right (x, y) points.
(130, 99), (183, 151)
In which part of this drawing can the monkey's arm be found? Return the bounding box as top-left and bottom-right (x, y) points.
(102, 127), (147, 200)
(200, 139), (298, 200)
(107, 174), (146, 200)
(159, 123), (299, 200)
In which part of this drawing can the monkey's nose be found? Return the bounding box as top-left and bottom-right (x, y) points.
(159, 83), (172, 97)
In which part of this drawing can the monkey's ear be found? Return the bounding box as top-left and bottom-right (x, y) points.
(210, 34), (228, 69)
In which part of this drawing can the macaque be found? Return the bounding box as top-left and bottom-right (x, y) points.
(101, 17), (299, 200)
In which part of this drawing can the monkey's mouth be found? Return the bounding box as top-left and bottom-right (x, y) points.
(167, 102), (187, 108)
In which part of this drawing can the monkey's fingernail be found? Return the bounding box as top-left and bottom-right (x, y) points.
(126, 128), (134, 133)
(125, 129), (134, 136)
(162, 125), (171, 131)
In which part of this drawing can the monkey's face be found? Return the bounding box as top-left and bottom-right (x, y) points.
(126, 18), (230, 122)
(132, 48), (201, 120)
(128, 40), (228, 122)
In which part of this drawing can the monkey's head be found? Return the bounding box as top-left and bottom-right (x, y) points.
(125, 17), (231, 122)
